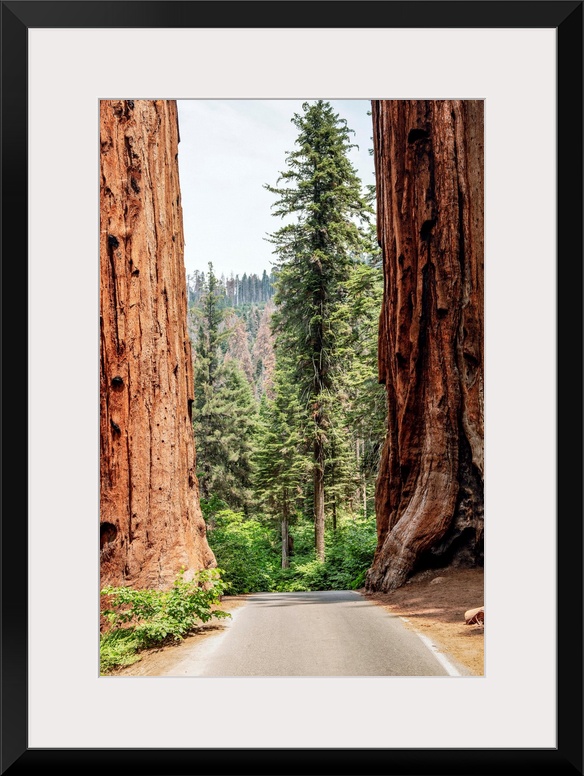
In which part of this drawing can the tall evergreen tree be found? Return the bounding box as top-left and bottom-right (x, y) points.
(331, 257), (386, 517)
(253, 360), (309, 567)
(265, 100), (373, 560)
(193, 263), (258, 510)
(206, 359), (258, 510)
(193, 263), (223, 499)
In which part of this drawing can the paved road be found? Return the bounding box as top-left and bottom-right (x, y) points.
(159, 590), (453, 677)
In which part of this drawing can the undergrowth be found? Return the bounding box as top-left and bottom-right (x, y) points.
(205, 507), (377, 595)
(100, 567), (230, 674)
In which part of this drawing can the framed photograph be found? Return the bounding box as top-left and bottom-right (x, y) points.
(6, 1), (582, 774)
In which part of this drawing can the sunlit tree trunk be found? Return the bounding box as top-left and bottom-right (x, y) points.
(100, 99), (216, 589)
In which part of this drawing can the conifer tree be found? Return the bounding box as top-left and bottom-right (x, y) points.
(331, 257), (386, 517)
(193, 263), (258, 510)
(205, 359), (258, 510)
(265, 100), (373, 560)
(253, 360), (310, 567)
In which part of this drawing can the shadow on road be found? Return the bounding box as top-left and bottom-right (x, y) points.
(246, 591), (374, 607)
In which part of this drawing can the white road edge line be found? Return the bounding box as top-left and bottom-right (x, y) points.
(400, 617), (462, 676)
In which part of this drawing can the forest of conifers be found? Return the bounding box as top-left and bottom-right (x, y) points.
(189, 101), (386, 594)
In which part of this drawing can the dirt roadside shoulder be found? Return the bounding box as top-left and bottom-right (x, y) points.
(105, 594), (249, 677)
(360, 566), (484, 676)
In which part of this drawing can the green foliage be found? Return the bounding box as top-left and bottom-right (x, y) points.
(199, 494), (228, 524)
(266, 100), (374, 401)
(271, 517), (378, 592)
(100, 568), (230, 674)
(187, 104), (385, 592)
(265, 100), (377, 559)
(197, 359), (258, 509)
(252, 360), (311, 539)
(193, 262), (259, 511)
(205, 509), (280, 594)
(330, 259), (387, 496)
(187, 268), (275, 308)
(99, 629), (143, 673)
(206, 508), (377, 595)
(313, 517), (379, 590)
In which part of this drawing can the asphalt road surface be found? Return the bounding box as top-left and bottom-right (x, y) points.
(159, 590), (454, 677)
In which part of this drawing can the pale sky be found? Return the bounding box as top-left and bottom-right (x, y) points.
(176, 99), (376, 280)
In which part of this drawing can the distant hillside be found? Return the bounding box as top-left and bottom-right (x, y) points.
(188, 267), (276, 400)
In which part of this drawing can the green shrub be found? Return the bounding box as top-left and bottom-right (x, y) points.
(100, 567), (230, 674)
(206, 507), (377, 594)
(205, 509), (280, 594)
(200, 494), (228, 525)
(273, 516), (377, 591)
(99, 629), (143, 673)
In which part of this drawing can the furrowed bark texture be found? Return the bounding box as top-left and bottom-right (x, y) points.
(100, 99), (216, 589)
(366, 100), (484, 593)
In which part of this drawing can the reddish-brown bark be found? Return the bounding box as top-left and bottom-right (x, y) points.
(366, 100), (484, 593)
(100, 99), (216, 589)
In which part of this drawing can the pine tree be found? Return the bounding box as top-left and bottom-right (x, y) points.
(331, 257), (386, 518)
(253, 360), (310, 568)
(193, 263), (223, 499)
(265, 100), (373, 560)
(193, 263), (258, 510)
(207, 359), (258, 510)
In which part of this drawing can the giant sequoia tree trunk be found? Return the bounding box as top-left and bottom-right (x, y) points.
(100, 99), (216, 590)
(365, 100), (484, 593)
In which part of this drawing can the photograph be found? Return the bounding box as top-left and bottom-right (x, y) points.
(7, 1), (582, 773)
(98, 97), (485, 679)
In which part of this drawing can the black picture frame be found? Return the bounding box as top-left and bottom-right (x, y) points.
(3, 1), (582, 774)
